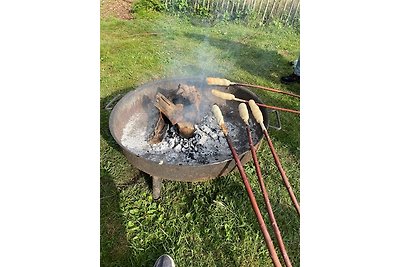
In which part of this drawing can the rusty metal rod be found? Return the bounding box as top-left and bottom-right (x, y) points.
(248, 100), (300, 216)
(263, 129), (300, 216)
(212, 104), (282, 267)
(235, 83), (300, 98)
(212, 89), (299, 115)
(243, 99), (299, 115)
(207, 77), (300, 98)
(246, 126), (293, 267)
(225, 133), (283, 267)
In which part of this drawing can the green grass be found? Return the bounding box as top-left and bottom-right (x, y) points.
(101, 9), (300, 267)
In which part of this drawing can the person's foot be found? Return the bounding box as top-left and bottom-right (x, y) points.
(280, 73), (300, 84)
(153, 254), (176, 267)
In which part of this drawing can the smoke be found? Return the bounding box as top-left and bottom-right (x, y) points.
(143, 17), (237, 135)
(194, 36), (218, 77)
(169, 34), (220, 78)
(156, 24), (230, 79)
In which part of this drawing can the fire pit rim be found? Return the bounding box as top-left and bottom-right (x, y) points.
(108, 76), (268, 176)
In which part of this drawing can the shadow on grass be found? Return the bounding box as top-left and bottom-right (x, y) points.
(183, 32), (300, 96)
(101, 88), (156, 185)
(100, 87), (133, 151)
(101, 169), (299, 266)
(212, 173), (300, 266)
(168, 174), (300, 267)
(100, 88), (154, 266)
(100, 168), (132, 267)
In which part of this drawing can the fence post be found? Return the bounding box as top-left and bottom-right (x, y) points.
(268, 0), (277, 20)
(168, 0), (299, 26)
(262, 0), (270, 23)
(291, 0), (300, 26)
(285, 0), (295, 25)
(280, 0), (290, 20)
(257, 0), (264, 15)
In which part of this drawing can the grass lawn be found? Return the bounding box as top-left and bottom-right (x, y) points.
(101, 8), (300, 267)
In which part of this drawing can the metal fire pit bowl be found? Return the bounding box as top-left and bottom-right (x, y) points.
(109, 77), (270, 194)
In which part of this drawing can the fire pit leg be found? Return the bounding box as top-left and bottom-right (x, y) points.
(152, 176), (163, 200)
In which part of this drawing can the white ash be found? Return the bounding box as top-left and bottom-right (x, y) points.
(120, 111), (150, 150)
(121, 111), (257, 165)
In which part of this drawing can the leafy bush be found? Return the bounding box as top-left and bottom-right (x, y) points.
(132, 0), (165, 13)
(131, 0), (299, 30)
(174, 0), (189, 12)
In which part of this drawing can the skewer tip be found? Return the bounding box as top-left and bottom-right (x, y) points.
(238, 103), (249, 125)
(212, 104), (228, 135)
(249, 99), (266, 130)
(212, 104), (224, 125)
(207, 77), (232, 87)
(211, 89), (235, 101)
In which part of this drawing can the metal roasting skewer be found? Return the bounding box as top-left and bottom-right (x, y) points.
(207, 77), (300, 98)
(248, 100), (300, 216)
(239, 103), (293, 267)
(212, 104), (283, 267)
(212, 89), (300, 115)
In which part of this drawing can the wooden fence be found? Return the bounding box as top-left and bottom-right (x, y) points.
(163, 0), (300, 26)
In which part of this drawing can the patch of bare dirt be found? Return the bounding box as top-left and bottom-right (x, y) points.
(101, 0), (136, 20)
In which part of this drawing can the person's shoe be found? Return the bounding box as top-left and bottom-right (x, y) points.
(153, 254), (176, 267)
(280, 73), (300, 84)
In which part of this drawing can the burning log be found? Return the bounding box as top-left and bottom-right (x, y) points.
(176, 84), (201, 115)
(239, 103), (293, 267)
(249, 99), (300, 216)
(153, 84), (203, 139)
(212, 89), (300, 115)
(176, 121), (195, 139)
(207, 77), (300, 98)
(148, 112), (167, 144)
(154, 92), (195, 138)
(212, 104), (283, 267)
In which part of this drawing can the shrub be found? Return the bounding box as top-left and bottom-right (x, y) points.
(132, 0), (165, 13)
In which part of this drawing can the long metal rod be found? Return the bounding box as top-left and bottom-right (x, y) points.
(263, 129), (300, 215)
(246, 126), (293, 267)
(241, 99), (299, 115)
(256, 102), (299, 115)
(211, 89), (299, 115)
(224, 133), (283, 267)
(235, 83), (300, 98)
